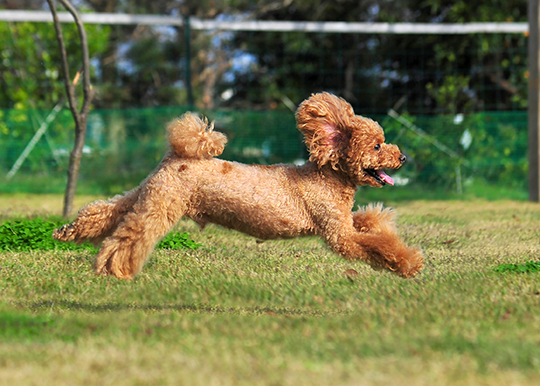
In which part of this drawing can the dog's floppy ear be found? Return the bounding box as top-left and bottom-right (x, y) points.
(295, 92), (354, 170)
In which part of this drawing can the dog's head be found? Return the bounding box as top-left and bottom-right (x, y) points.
(296, 92), (405, 187)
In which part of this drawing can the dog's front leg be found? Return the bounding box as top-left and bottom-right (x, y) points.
(323, 218), (424, 278)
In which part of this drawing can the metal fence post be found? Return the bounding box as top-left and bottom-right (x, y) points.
(183, 14), (194, 108)
(528, 0), (540, 202)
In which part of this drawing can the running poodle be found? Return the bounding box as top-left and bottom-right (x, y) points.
(54, 92), (424, 279)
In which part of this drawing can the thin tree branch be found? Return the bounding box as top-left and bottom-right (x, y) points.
(58, 0), (94, 118)
(46, 0), (78, 122)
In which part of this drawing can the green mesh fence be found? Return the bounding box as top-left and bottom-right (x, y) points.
(0, 107), (528, 197)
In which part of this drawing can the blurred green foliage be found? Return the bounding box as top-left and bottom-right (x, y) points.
(0, 21), (110, 110)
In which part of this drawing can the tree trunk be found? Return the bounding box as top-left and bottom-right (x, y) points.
(47, 0), (94, 218)
(62, 116), (87, 218)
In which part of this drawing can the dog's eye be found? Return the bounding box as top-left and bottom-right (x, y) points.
(374, 144), (381, 151)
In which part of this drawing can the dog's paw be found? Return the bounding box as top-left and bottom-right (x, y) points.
(95, 252), (135, 280)
(52, 223), (76, 242)
(95, 266), (133, 280)
(393, 247), (424, 278)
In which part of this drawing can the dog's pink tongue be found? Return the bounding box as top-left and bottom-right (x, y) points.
(377, 170), (394, 186)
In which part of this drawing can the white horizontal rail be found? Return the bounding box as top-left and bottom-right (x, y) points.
(0, 10), (529, 34)
(191, 20), (528, 34)
(0, 10), (184, 25)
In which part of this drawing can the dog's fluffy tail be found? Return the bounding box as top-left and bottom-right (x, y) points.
(167, 112), (227, 159)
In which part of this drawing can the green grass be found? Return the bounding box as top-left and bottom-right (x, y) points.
(1, 196), (540, 384)
(494, 261), (540, 273)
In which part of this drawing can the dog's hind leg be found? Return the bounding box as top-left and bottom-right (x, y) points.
(94, 170), (193, 279)
(53, 187), (141, 247)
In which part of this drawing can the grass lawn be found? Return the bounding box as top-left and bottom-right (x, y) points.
(1, 194), (540, 385)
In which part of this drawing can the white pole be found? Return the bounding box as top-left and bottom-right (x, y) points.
(6, 102), (63, 179)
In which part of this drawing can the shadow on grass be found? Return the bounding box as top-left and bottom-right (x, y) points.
(19, 300), (327, 317)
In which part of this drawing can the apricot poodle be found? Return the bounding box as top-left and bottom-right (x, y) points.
(54, 92), (424, 279)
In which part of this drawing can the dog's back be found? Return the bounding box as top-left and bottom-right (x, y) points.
(182, 159), (323, 239)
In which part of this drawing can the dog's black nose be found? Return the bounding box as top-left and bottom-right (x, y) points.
(399, 154), (406, 163)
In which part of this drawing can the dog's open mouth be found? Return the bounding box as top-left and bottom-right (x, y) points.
(366, 169), (394, 186)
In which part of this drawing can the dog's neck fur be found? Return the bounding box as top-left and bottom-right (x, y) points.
(303, 161), (359, 192)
